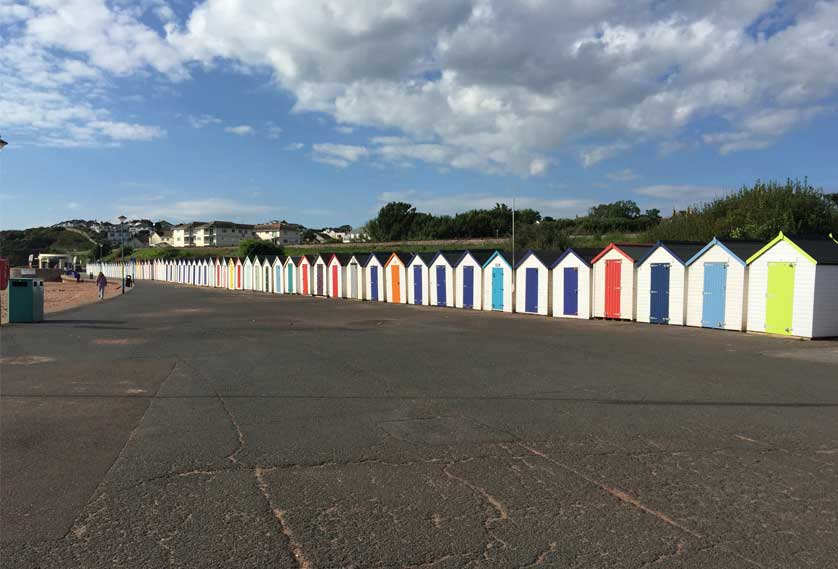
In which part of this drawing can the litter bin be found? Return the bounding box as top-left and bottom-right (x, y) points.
(8, 278), (43, 323)
(125, 275), (133, 288)
(33, 279), (44, 321)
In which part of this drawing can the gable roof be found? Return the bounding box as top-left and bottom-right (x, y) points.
(329, 253), (355, 265)
(747, 232), (838, 265)
(591, 242), (654, 264)
(297, 254), (315, 265)
(457, 249), (495, 267)
(638, 241), (706, 266)
(288, 255), (301, 265)
(409, 252), (437, 266)
(514, 249), (564, 269)
(550, 247), (601, 268)
(482, 250), (514, 269)
(315, 253), (333, 264)
(685, 238), (764, 266)
(370, 252), (390, 265)
(384, 251), (412, 266)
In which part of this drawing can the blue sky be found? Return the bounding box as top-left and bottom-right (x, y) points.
(1, 0), (837, 230)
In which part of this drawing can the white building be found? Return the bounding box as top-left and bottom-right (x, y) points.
(173, 221), (255, 247)
(514, 250), (562, 316)
(254, 221), (302, 245)
(455, 250), (491, 310)
(482, 251), (514, 313)
(407, 253), (434, 306)
(746, 232), (838, 338)
(429, 251), (460, 308)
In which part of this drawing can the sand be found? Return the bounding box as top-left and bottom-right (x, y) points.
(1, 280), (124, 323)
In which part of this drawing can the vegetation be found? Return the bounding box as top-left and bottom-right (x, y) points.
(646, 179), (838, 242)
(0, 227), (101, 266)
(237, 239), (285, 258)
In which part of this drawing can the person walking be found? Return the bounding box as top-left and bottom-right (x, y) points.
(96, 272), (107, 300)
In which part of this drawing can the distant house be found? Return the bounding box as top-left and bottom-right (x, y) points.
(173, 221), (255, 247)
(254, 221), (302, 245)
(149, 230), (174, 247)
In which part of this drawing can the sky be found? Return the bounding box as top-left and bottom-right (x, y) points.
(1, 0), (837, 230)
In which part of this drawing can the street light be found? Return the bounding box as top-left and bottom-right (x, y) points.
(118, 215), (127, 294)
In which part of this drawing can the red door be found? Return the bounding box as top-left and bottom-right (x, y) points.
(302, 265), (309, 294)
(332, 265), (338, 297)
(605, 259), (621, 318)
(236, 265), (242, 289)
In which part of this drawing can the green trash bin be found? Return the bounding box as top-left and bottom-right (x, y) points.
(9, 278), (42, 323)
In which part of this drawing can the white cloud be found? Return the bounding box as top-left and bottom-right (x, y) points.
(188, 114), (222, 128)
(633, 184), (729, 209)
(266, 123), (283, 139)
(376, 190), (593, 217)
(579, 143), (629, 168)
(607, 168), (638, 182)
(312, 143), (368, 167)
(6, 0), (838, 170)
(225, 125), (255, 136)
(119, 197), (278, 222)
(284, 142), (304, 151)
(335, 126), (354, 134)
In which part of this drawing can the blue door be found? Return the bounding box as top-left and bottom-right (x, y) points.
(436, 266), (447, 306)
(413, 265), (423, 304)
(491, 267), (504, 310)
(525, 268), (538, 313)
(701, 263), (727, 328)
(370, 266), (378, 301)
(649, 263), (670, 324)
(563, 267), (578, 315)
(463, 266), (474, 308)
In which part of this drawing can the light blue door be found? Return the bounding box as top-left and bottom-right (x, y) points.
(701, 263), (727, 328)
(491, 267), (504, 310)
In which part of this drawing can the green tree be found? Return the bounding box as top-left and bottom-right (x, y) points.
(589, 200), (641, 219)
(368, 202), (417, 241)
(238, 239), (285, 258)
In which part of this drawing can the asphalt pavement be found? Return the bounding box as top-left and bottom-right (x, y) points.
(2, 281), (837, 568)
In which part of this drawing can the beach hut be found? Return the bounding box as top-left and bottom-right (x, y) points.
(455, 250), (492, 310)
(343, 253), (366, 300)
(482, 251), (515, 312)
(202, 259), (210, 286)
(551, 248), (599, 319)
(407, 253), (434, 306)
(745, 232), (838, 338)
(297, 255), (314, 295)
(515, 250), (563, 316)
(591, 243), (654, 320)
(271, 256), (284, 293)
(254, 257), (264, 291)
(313, 254), (330, 296)
(234, 258), (243, 289)
(684, 239), (764, 331)
(327, 254), (351, 298)
(363, 253), (387, 302)
(635, 241), (705, 325)
(384, 252), (410, 304)
(284, 256), (298, 294)
(244, 257), (254, 290)
(428, 251), (461, 308)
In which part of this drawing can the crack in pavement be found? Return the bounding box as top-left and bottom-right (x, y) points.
(254, 467), (312, 569)
(217, 393), (246, 465)
(63, 358), (179, 541)
(516, 442), (703, 539)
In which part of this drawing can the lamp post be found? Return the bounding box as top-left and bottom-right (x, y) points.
(118, 215), (127, 294)
(0, 135), (6, 327)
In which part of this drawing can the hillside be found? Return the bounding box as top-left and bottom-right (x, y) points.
(0, 227), (100, 266)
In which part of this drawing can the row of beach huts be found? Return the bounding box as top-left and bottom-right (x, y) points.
(91, 231), (838, 338)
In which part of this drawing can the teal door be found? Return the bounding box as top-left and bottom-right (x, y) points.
(491, 267), (504, 310)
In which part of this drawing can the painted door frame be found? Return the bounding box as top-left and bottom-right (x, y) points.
(604, 259), (621, 318)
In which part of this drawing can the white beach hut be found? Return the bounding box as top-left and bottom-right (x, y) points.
(427, 251), (459, 308)
(514, 250), (562, 316)
(482, 251), (514, 313)
(327, 254), (352, 298)
(384, 252), (410, 304)
(271, 256), (284, 293)
(363, 253), (387, 302)
(313, 254), (329, 296)
(283, 256), (298, 294)
(591, 243), (654, 320)
(746, 232), (838, 338)
(455, 250), (491, 310)
(342, 254), (366, 300)
(243, 257), (254, 290)
(407, 253), (433, 306)
(635, 241), (705, 325)
(684, 238), (764, 331)
(551, 248), (599, 319)
(297, 255), (314, 295)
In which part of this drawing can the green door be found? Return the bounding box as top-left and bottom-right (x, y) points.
(766, 262), (794, 335)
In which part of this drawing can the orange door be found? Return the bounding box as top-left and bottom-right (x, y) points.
(391, 265), (401, 303)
